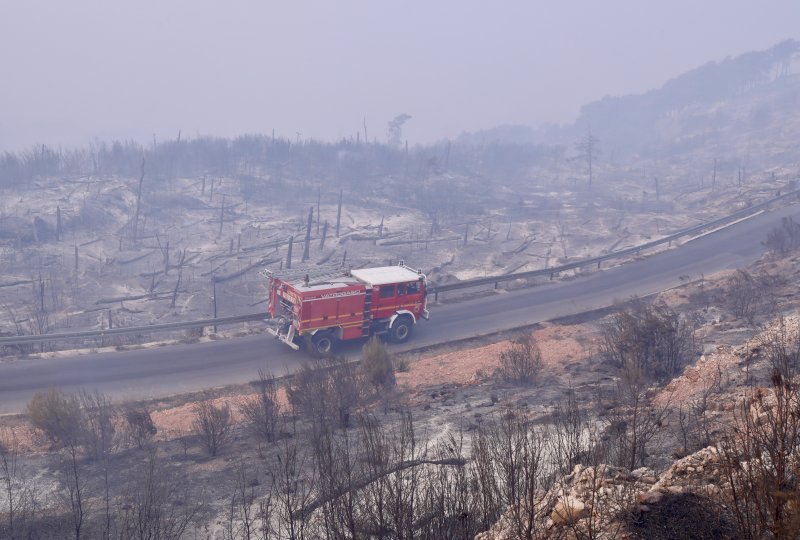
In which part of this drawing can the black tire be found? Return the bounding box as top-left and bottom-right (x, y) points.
(390, 316), (413, 344)
(311, 332), (335, 356)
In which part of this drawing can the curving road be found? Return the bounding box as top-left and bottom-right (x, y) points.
(1, 202), (799, 413)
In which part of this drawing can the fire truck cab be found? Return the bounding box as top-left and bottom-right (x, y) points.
(266, 262), (429, 355)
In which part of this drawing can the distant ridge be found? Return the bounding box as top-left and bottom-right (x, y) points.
(460, 39), (800, 160)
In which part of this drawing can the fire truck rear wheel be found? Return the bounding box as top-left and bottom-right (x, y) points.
(311, 332), (335, 356)
(390, 316), (413, 344)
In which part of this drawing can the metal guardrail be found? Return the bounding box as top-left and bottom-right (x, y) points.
(2, 188), (797, 347)
(0, 313), (267, 346)
(428, 188), (800, 299)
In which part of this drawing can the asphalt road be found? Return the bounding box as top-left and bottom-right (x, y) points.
(1, 202), (799, 413)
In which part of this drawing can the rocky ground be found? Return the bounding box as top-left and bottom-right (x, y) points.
(475, 446), (736, 540)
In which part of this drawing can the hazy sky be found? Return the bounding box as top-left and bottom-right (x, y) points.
(1, 1), (798, 151)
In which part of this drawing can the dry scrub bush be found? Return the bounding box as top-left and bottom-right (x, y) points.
(600, 361), (672, 470)
(765, 216), (800, 255)
(728, 269), (762, 324)
(192, 395), (232, 457)
(360, 336), (395, 391)
(471, 408), (553, 538)
(719, 322), (800, 538)
(601, 299), (694, 382)
(0, 429), (39, 539)
(676, 363), (722, 455)
(78, 389), (115, 460)
(122, 405), (157, 449)
(727, 269), (783, 325)
(299, 411), (479, 538)
(115, 450), (201, 539)
(269, 425), (314, 540)
(240, 370), (280, 442)
(27, 388), (120, 460)
(413, 427), (478, 538)
(549, 386), (592, 476)
(26, 388), (83, 449)
(498, 333), (542, 384)
(288, 357), (362, 428)
(224, 459), (270, 540)
(623, 492), (738, 540)
(307, 422), (362, 539)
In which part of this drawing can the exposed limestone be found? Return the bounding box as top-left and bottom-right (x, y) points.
(550, 495), (588, 526)
(475, 446), (728, 539)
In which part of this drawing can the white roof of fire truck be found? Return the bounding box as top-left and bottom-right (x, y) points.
(350, 265), (423, 287)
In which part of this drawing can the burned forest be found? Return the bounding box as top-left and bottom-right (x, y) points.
(2, 20), (800, 540)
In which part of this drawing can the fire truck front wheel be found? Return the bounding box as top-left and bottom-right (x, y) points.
(310, 332), (336, 356)
(390, 316), (413, 344)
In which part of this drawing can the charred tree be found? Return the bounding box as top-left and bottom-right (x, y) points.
(171, 269), (182, 308)
(335, 190), (343, 238)
(575, 128), (600, 188)
(56, 206), (62, 242)
(286, 235), (294, 269)
(133, 157), (145, 243)
(712, 158), (717, 190)
(320, 221), (328, 250)
(218, 195), (226, 238)
(302, 206), (313, 262)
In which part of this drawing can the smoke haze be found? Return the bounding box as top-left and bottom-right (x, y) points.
(1, 0), (798, 150)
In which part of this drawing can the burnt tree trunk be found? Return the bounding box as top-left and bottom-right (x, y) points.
(38, 276), (45, 313)
(56, 205), (62, 241)
(320, 220), (329, 249)
(133, 157), (145, 243)
(171, 269), (182, 308)
(286, 236), (294, 269)
(302, 206), (313, 262)
(404, 140), (409, 179)
(164, 240), (170, 274)
(212, 279), (218, 331)
(218, 195), (226, 238)
(335, 190), (343, 238)
(712, 158), (717, 190)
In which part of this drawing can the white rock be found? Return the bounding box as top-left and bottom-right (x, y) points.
(551, 496), (588, 526)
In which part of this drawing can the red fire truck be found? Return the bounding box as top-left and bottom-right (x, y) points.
(266, 262), (429, 355)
